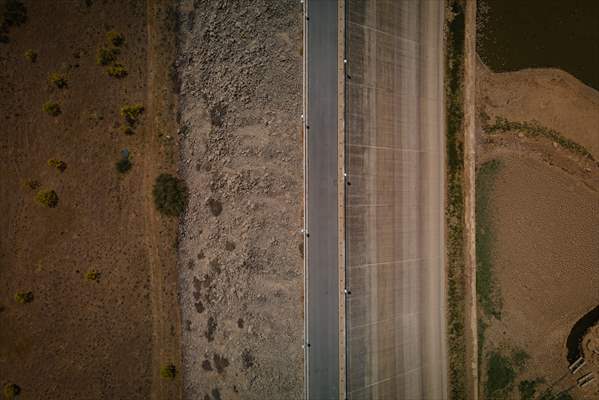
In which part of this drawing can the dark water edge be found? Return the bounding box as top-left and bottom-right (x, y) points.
(566, 305), (599, 363)
(477, 0), (599, 90)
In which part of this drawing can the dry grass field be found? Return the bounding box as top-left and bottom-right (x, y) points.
(0, 1), (181, 398)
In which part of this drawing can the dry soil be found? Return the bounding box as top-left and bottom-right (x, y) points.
(476, 61), (599, 399)
(0, 1), (181, 399)
(175, 1), (304, 399)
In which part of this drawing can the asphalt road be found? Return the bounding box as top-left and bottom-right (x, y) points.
(305, 0), (340, 399)
(345, 1), (447, 399)
(305, 1), (447, 399)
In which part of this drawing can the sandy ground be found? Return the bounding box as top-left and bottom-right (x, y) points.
(175, 1), (303, 399)
(476, 62), (599, 399)
(583, 324), (599, 373)
(0, 1), (181, 398)
(478, 63), (599, 157)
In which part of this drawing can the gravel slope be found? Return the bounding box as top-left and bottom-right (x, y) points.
(175, 1), (303, 399)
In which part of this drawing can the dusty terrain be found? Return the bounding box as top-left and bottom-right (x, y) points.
(0, 1), (181, 399)
(175, 1), (304, 399)
(476, 61), (599, 399)
(583, 324), (599, 372)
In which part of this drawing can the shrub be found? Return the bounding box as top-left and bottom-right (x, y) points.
(484, 116), (597, 164)
(476, 159), (503, 319)
(201, 359), (212, 371)
(241, 349), (254, 369)
(14, 291), (33, 304)
(486, 351), (516, 398)
(43, 101), (61, 116)
(207, 198), (222, 217)
(213, 353), (229, 373)
(3, 383), (21, 399)
(539, 390), (573, 400)
(35, 189), (58, 208)
(121, 126), (134, 135)
(85, 270), (100, 282)
(22, 179), (40, 190)
(96, 47), (118, 66)
(116, 158), (132, 173)
(48, 72), (67, 88)
(209, 103), (227, 127)
(153, 173), (188, 216)
(47, 159), (67, 172)
(24, 48), (37, 62)
(106, 30), (124, 46)
(160, 364), (176, 379)
(107, 64), (127, 78)
(519, 380), (540, 400)
(2, 0), (27, 27)
(0, 0), (26, 43)
(512, 349), (529, 369)
(120, 104), (144, 126)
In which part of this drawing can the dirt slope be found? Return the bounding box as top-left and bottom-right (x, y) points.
(175, 1), (304, 399)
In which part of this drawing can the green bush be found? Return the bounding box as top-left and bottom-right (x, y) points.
(24, 48), (37, 62)
(96, 47), (118, 66)
(539, 390), (573, 400)
(48, 158), (67, 172)
(3, 383), (21, 399)
(116, 158), (132, 173)
(22, 179), (40, 190)
(476, 159), (503, 319)
(486, 352), (516, 399)
(107, 64), (127, 78)
(120, 104), (144, 126)
(160, 364), (177, 379)
(49, 72), (67, 88)
(3, 0), (26, 25)
(153, 173), (188, 216)
(85, 270), (100, 282)
(512, 349), (529, 369)
(43, 101), (61, 116)
(519, 380), (539, 400)
(106, 30), (124, 46)
(35, 189), (58, 208)
(14, 291), (33, 304)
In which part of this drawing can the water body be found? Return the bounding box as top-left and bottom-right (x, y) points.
(566, 305), (599, 363)
(477, 0), (599, 90)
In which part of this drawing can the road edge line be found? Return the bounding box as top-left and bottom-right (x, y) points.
(302, 0), (309, 398)
(337, 0), (346, 399)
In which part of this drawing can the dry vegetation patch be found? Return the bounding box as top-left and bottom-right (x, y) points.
(0, 1), (181, 398)
(476, 64), (599, 399)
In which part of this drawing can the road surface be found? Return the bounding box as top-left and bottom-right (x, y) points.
(304, 0), (340, 399)
(345, 1), (447, 399)
(305, 0), (447, 399)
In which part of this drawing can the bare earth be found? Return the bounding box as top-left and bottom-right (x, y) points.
(175, 1), (303, 399)
(0, 1), (181, 398)
(477, 62), (599, 399)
